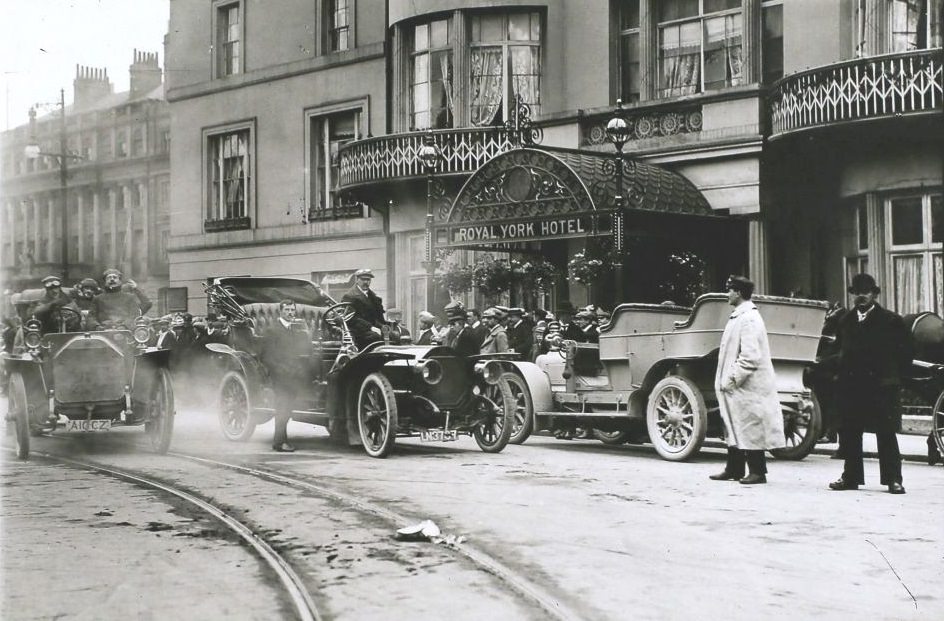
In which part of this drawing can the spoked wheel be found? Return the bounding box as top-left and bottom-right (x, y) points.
(646, 376), (707, 461)
(357, 373), (397, 458)
(473, 378), (514, 453)
(145, 368), (175, 454)
(770, 393), (822, 460)
(932, 389), (944, 458)
(218, 371), (257, 442)
(8, 372), (29, 460)
(496, 372), (533, 444)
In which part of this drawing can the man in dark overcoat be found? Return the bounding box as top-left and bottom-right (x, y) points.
(505, 307), (534, 360)
(260, 300), (311, 452)
(828, 273), (911, 494)
(445, 305), (480, 357)
(340, 268), (386, 349)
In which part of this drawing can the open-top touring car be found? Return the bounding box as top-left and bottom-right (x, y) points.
(3, 288), (174, 459)
(204, 277), (527, 457)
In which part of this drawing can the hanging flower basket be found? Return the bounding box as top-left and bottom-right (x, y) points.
(657, 251), (708, 306)
(518, 260), (559, 292)
(434, 263), (474, 296)
(473, 258), (515, 296)
(568, 251), (610, 285)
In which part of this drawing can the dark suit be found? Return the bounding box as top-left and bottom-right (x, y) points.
(341, 284), (385, 349)
(506, 319), (534, 360)
(448, 325), (480, 357)
(415, 328), (435, 345)
(560, 322), (586, 342)
(469, 321), (487, 349)
(582, 325), (600, 344)
(835, 303), (912, 485)
(261, 319), (311, 447)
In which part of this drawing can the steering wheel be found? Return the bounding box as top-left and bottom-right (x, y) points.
(51, 306), (83, 332)
(324, 303), (357, 328)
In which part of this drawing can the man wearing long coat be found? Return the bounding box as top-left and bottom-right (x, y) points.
(260, 300), (311, 452)
(479, 307), (509, 354)
(340, 268), (385, 349)
(828, 273), (910, 494)
(711, 276), (784, 485)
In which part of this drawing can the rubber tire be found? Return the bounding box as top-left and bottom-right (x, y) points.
(931, 388), (944, 457)
(770, 393), (822, 461)
(357, 373), (398, 458)
(218, 371), (257, 442)
(473, 377), (514, 453)
(503, 372), (534, 444)
(9, 373), (29, 460)
(593, 429), (629, 445)
(646, 375), (708, 462)
(146, 368), (175, 454)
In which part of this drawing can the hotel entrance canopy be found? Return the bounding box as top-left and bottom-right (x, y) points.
(433, 146), (719, 252)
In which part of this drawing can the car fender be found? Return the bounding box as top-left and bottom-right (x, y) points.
(204, 343), (270, 407)
(482, 358), (553, 412)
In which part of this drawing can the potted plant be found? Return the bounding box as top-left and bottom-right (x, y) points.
(568, 251), (610, 285)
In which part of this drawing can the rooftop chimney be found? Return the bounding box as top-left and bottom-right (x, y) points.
(129, 49), (162, 96)
(73, 65), (113, 109)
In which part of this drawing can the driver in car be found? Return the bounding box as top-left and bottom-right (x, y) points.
(30, 275), (83, 333)
(89, 268), (153, 329)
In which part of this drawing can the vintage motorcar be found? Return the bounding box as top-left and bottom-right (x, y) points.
(3, 288), (174, 460)
(204, 277), (529, 458)
(530, 293), (829, 461)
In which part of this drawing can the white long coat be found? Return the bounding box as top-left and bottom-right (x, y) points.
(714, 301), (785, 450)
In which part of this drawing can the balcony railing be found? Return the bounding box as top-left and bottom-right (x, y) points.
(338, 127), (519, 189)
(770, 49), (943, 137)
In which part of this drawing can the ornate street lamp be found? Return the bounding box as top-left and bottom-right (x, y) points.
(24, 88), (83, 282)
(419, 131), (442, 313)
(604, 98), (632, 304)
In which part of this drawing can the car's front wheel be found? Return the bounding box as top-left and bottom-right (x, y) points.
(646, 375), (707, 462)
(146, 368), (175, 454)
(473, 378), (514, 453)
(218, 371), (257, 442)
(357, 373), (398, 458)
(501, 372), (534, 445)
(8, 372), (29, 460)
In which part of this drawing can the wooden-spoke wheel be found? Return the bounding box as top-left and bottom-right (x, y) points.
(357, 373), (397, 458)
(218, 371), (257, 442)
(770, 393), (822, 460)
(8, 372), (29, 460)
(473, 378), (514, 453)
(646, 376), (707, 462)
(495, 372), (533, 445)
(145, 368), (175, 454)
(932, 389), (944, 458)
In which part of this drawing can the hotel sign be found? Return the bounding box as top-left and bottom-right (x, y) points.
(438, 212), (612, 249)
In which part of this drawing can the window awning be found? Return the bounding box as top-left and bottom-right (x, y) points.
(436, 147), (719, 249)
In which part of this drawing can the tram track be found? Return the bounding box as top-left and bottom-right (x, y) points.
(9, 438), (587, 621)
(11, 447), (322, 621)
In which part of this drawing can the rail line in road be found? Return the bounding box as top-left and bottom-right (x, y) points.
(11, 448), (322, 621)
(171, 451), (586, 621)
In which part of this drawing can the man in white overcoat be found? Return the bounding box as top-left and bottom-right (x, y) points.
(710, 276), (785, 485)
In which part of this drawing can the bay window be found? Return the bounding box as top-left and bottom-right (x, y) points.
(658, 0), (742, 97)
(888, 193), (943, 315)
(411, 18), (453, 130)
(855, 0), (943, 56)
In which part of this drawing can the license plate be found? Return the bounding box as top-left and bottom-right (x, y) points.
(420, 429), (457, 442)
(64, 420), (112, 432)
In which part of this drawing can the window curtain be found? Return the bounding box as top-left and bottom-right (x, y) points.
(892, 0), (923, 51)
(510, 46), (540, 109)
(893, 254), (924, 315)
(661, 24), (700, 96)
(723, 14), (743, 86)
(935, 253), (944, 314)
(439, 53), (456, 127)
(470, 47), (503, 126)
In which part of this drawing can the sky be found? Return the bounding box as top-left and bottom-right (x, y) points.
(0, 0), (170, 131)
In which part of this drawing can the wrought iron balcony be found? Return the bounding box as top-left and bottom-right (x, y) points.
(338, 127), (519, 189)
(770, 49), (943, 138)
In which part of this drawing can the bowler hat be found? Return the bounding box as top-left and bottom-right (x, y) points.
(354, 268), (374, 279)
(41, 275), (62, 288)
(446, 306), (467, 321)
(848, 273), (880, 295)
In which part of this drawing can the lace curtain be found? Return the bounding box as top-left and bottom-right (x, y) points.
(892, 0), (924, 51)
(661, 23), (700, 96)
(893, 255), (924, 315)
(722, 14), (743, 87)
(511, 46), (540, 109)
(470, 47), (503, 126)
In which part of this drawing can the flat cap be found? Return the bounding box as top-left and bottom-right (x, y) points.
(482, 307), (506, 319)
(353, 268), (374, 279)
(102, 267), (122, 278)
(41, 275), (62, 288)
(575, 310), (595, 320)
(80, 278), (99, 288)
(507, 307), (525, 316)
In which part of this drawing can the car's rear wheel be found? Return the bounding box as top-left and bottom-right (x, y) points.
(770, 393), (822, 460)
(646, 375), (707, 462)
(593, 428), (630, 445)
(473, 377), (514, 453)
(146, 368), (175, 454)
(501, 372), (534, 445)
(8, 372), (29, 460)
(218, 371), (257, 442)
(357, 373), (397, 458)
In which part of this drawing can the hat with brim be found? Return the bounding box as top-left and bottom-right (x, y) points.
(482, 307), (505, 319)
(80, 278), (98, 288)
(41, 276), (61, 288)
(354, 268), (374, 279)
(446, 307), (467, 321)
(575, 310), (594, 320)
(848, 273), (880, 295)
(102, 268), (122, 279)
(507, 307), (524, 316)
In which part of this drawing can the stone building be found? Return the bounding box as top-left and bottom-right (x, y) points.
(164, 0), (942, 325)
(1, 50), (172, 309)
